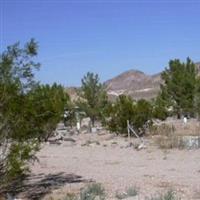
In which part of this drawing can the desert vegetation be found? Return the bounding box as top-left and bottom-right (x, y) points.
(1, 40), (200, 199)
(0, 40), (68, 192)
(46, 183), (178, 200)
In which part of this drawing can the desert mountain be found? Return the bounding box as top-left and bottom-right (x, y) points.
(105, 70), (161, 100)
(105, 62), (200, 100)
(66, 62), (200, 101)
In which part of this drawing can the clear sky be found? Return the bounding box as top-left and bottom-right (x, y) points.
(1, 0), (200, 86)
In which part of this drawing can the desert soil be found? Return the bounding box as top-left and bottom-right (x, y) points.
(25, 129), (200, 200)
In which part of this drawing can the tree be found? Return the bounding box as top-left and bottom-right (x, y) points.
(0, 40), (68, 190)
(152, 92), (169, 120)
(0, 40), (40, 186)
(161, 58), (197, 118)
(194, 78), (200, 119)
(77, 72), (108, 127)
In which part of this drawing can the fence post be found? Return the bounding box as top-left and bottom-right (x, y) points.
(127, 120), (130, 141)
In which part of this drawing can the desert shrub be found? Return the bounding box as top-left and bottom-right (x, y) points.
(126, 186), (138, 197)
(107, 95), (153, 135)
(115, 186), (138, 199)
(107, 95), (135, 134)
(149, 124), (175, 136)
(115, 191), (127, 199)
(63, 193), (79, 200)
(47, 184), (105, 200)
(155, 135), (185, 149)
(27, 83), (69, 141)
(47, 194), (78, 200)
(0, 40), (68, 190)
(80, 183), (106, 200)
(149, 190), (177, 200)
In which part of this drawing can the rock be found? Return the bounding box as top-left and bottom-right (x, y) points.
(81, 130), (88, 134)
(124, 196), (139, 200)
(81, 140), (100, 147)
(48, 140), (62, 145)
(81, 117), (91, 127)
(56, 123), (66, 130)
(91, 127), (97, 133)
(105, 134), (116, 141)
(63, 138), (76, 143)
(137, 142), (146, 150)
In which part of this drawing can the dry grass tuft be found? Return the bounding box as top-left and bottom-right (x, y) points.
(155, 135), (185, 149)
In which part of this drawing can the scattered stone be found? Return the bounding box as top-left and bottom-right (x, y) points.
(81, 140), (100, 147)
(96, 141), (100, 145)
(81, 130), (88, 134)
(63, 138), (76, 143)
(56, 123), (67, 130)
(124, 196), (139, 200)
(105, 134), (116, 141)
(48, 140), (62, 145)
(124, 142), (134, 148)
(137, 143), (146, 150)
(81, 117), (91, 127)
(91, 127), (97, 133)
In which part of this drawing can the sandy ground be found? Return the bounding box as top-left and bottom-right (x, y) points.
(27, 131), (200, 200)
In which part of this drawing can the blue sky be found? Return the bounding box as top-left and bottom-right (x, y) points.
(1, 0), (200, 86)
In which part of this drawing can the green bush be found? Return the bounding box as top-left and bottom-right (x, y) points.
(107, 95), (153, 135)
(0, 40), (68, 189)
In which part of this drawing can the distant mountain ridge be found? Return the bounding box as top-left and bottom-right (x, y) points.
(105, 62), (200, 100)
(105, 69), (161, 100)
(66, 62), (200, 101)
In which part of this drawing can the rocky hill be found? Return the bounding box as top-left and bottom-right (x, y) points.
(66, 62), (200, 101)
(105, 62), (200, 100)
(105, 70), (162, 100)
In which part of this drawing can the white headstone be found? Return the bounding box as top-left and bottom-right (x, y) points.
(183, 117), (187, 124)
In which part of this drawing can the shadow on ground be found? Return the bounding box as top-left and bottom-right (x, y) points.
(7, 172), (87, 200)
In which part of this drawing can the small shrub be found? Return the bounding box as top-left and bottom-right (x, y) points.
(80, 183), (106, 200)
(63, 193), (79, 200)
(149, 124), (175, 136)
(149, 190), (178, 200)
(115, 191), (127, 199)
(115, 186), (138, 199)
(126, 186), (138, 197)
(111, 141), (118, 145)
(155, 135), (185, 149)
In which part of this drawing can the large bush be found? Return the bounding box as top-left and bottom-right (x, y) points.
(0, 40), (68, 190)
(107, 95), (153, 135)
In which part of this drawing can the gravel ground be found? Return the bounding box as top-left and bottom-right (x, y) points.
(26, 132), (200, 200)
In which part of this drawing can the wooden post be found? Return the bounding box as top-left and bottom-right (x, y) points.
(127, 120), (130, 141)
